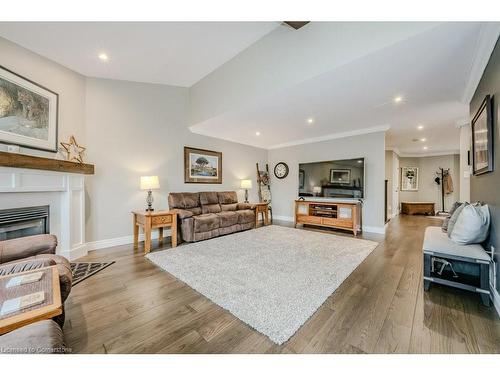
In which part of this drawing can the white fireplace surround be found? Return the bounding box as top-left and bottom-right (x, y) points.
(0, 166), (86, 260)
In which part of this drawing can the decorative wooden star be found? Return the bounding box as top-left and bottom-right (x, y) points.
(60, 136), (86, 163)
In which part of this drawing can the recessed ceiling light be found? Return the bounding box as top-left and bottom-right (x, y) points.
(417, 125), (424, 130)
(423, 146), (428, 150)
(394, 96), (403, 103)
(357, 160), (363, 163)
(98, 53), (109, 61)
(421, 138), (427, 142)
(307, 118), (314, 124)
(255, 131), (261, 136)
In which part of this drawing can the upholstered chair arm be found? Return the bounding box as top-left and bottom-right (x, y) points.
(0, 234), (58, 264)
(237, 203), (256, 210)
(175, 209), (195, 220)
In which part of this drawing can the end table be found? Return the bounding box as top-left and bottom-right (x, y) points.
(132, 210), (177, 253)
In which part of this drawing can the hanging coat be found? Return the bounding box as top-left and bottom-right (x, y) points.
(443, 173), (454, 194)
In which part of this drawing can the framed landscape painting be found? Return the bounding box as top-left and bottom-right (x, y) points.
(184, 146), (222, 184)
(0, 65), (58, 152)
(401, 166), (419, 191)
(471, 95), (494, 175)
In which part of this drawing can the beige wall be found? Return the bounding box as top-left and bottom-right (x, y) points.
(0, 37), (268, 243)
(399, 154), (460, 212)
(0, 37), (86, 157)
(84, 78), (268, 242)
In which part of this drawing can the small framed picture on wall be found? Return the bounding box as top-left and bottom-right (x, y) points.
(401, 166), (419, 191)
(471, 95), (494, 175)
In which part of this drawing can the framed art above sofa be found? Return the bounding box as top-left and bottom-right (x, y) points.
(184, 146), (222, 183)
(0, 65), (59, 152)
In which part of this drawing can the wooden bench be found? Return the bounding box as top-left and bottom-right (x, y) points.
(401, 202), (435, 215)
(423, 226), (491, 306)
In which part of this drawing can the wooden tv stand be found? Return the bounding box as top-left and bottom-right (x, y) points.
(294, 200), (361, 236)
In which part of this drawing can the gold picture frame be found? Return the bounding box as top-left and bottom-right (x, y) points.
(184, 146), (222, 184)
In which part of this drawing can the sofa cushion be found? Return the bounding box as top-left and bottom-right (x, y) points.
(168, 192), (200, 209)
(0, 319), (65, 354)
(449, 203), (490, 245)
(218, 191), (238, 205)
(237, 209), (255, 224)
(194, 213), (220, 232)
(221, 203), (238, 211)
(218, 211), (239, 228)
(200, 191), (219, 205)
(200, 192), (221, 214)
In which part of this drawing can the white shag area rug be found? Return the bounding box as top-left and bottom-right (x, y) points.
(146, 225), (378, 344)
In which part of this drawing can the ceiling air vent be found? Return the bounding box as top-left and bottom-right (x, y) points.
(283, 22), (310, 30)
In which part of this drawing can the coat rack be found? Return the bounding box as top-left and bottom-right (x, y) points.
(434, 167), (450, 214)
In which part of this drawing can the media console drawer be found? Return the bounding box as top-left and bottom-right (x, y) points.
(321, 217), (352, 228)
(297, 215), (322, 225)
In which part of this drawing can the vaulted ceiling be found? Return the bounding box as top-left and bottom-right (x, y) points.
(1, 21), (498, 155)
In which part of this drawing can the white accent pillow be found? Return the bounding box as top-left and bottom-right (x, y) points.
(449, 203), (490, 245)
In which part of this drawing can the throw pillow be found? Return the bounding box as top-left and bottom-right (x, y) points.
(449, 203), (490, 244)
(442, 201), (463, 232)
(446, 202), (466, 237)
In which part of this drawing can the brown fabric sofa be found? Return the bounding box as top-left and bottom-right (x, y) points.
(168, 191), (256, 242)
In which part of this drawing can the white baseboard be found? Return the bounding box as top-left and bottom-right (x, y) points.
(273, 215), (294, 222)
(491, 286), (500, 317)
(362, 225), (386, 235)
(85, 229), (172, 253)
(59, 243), (89, 262)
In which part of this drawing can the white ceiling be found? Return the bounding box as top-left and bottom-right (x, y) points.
(190, 22), (497, 155)
(0, 22), (279, 87)
(0, 22), (497, 156)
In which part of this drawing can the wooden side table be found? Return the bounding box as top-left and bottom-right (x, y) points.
(254, 202), (270, 227)
(0, 266), (62, 335)
(132, 210), (177, 253)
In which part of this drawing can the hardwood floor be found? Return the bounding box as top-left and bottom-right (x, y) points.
(64, 215), (500, 353)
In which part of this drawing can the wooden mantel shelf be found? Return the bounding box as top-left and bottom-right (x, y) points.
(0, 151), (94, 175)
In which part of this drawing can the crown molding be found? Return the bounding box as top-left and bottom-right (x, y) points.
(462, 23), (500, 104)
(396, 150), (460, 158)
(267, 125), (390, 150)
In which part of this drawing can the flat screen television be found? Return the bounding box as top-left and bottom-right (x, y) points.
(298, 158), (365, 199)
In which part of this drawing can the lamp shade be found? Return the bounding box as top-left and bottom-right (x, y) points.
(140, 176), (160, 190)
(313, 186), (322, 193)
(240, 179), (252, 189)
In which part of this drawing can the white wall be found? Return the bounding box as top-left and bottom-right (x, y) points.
(84, 78), (268, 242)
(268, 131), (386, 233)
(399, 154), (460, 212)
(0, 37), (86, 157)
(0, 37), (268, 245)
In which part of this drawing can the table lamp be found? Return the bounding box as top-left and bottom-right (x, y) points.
(240, 179), (252, 203)
(313, 186), (322, 196)
(140, 176), (160, 211)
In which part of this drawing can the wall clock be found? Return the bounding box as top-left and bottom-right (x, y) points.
(274, 162), (289, 179)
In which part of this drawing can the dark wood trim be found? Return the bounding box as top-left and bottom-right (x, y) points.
(0, 151), (94, 174)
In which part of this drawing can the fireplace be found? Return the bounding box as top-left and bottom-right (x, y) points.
(0, 206), (49, 241)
